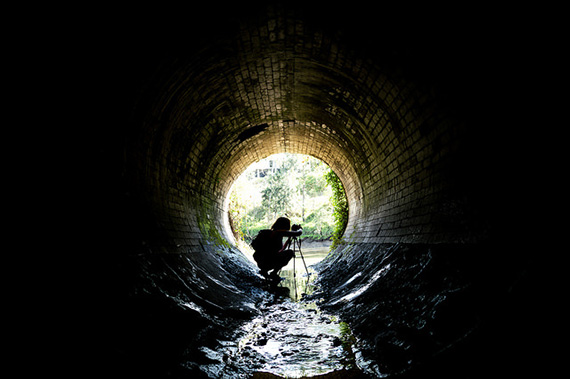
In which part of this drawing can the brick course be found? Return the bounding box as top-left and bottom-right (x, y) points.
(125, 7), (490, 253)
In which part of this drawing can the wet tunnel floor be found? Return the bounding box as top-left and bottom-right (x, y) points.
(194, 248), (370, 378)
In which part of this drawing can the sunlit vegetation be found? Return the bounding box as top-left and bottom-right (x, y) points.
(228, 153), (348, 246)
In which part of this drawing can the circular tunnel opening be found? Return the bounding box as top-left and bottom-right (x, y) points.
(227, 153), (348, 251)
(90, 4), (538, 378)
(225, 152), (347, 260)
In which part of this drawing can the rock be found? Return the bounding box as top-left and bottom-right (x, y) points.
(332, 337), (343, 347)
(255, 338), (268, 346)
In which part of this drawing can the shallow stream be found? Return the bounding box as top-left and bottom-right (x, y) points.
(195, 247), (369, 378)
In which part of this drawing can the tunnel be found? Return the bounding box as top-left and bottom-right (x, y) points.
(85, 3), (542, 378)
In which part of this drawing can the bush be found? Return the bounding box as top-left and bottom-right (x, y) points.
(324, 169), (349, 249)
(296, 220), (333, 240)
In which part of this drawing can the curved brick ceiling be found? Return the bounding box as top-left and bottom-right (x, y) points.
(121, 5), (492, 254)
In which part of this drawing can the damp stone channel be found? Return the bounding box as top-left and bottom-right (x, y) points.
(193, 248), (369, 378)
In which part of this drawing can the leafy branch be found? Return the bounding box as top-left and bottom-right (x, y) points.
(324, 169), (349, 249)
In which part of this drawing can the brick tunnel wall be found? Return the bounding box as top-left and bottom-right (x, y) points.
(122, 6), (494, 254)
(81, 3), (543, 377)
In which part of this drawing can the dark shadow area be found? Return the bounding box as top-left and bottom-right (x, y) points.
(310, 243), (543, 378)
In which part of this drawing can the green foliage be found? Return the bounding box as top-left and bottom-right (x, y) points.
(228, 153), (347, 246)
(198, 204), (232, 249)
(324, 169), (349, 249)
(228, 190), (244, 240)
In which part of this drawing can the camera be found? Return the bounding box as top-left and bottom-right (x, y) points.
(291, 224), (302, 231)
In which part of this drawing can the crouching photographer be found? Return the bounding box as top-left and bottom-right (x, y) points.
(251, 217), (302, 282)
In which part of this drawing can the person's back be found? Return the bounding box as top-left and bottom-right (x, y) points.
(253, 217), (302, 282)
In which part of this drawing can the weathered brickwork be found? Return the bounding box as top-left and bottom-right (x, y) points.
(126, 7), (488, 253)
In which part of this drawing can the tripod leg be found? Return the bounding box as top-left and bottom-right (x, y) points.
(296, 239), (310, 277)
(293, 242), (298, 299)
(293, 247), (296, 278)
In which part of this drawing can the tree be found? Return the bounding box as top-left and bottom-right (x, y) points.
(261, 168), (292, 221)
(295, 158), (328, 221)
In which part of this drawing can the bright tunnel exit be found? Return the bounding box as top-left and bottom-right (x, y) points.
(226, 153), (347, 257)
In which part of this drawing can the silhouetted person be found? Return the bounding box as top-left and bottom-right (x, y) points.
(253, 217), (302, 282)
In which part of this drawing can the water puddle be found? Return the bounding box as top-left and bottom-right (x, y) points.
(281, 246), (335, 297)
(194, 247), (367, 378)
